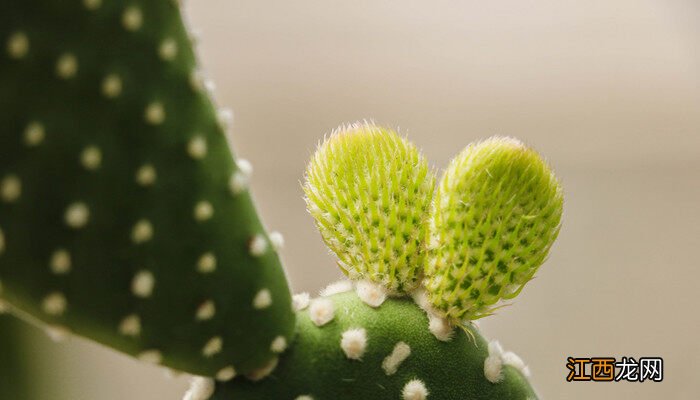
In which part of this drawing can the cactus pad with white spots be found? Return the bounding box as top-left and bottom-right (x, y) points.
(208, 291), (537, 400)
(0, 0), (294, 377)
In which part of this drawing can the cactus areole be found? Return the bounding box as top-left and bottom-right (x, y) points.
(0, 2), (563, 400)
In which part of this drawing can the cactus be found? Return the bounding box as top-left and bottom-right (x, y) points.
(200, 124), (562, 399)
(206, 288), (537, 400)
(0, 315), (33, 399)
(0, 2), (563, 400)
(0, 0), (294, 378)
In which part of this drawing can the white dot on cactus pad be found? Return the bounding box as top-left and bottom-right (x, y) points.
(248, 234), (268, 256)
(122, 7), (143, 31)
(81, 146), (102, 170)
(253, 289), (272, 309)
(320, 280), (353, 297)
(56, 53), (78, 79)
(484, 354), (504, 383)
(295, 396), (314, 400)
(138, 350), (163, 365)
(183, 377), (215, 400)
(340, 328), (367, 360)
(488, 340), (504, 358)
(503, 351), (531, 377)
(428, 314), (453, 342)
(270, 336), (288, 353)
(187, 136), (207, 159)
(50, 249), (71, 275)
(64, 202), (89, 228)
(24, 122), (45, 146)
(7, 32), (29, 59)
(83, 0), (102, 10)
(119, 314), (141, 337)
(215, 366), (237, 382)
(102, 74), (122, 98)
(202, 336), (223, 357)
(269, 231), (285, 250)
(194, 201), (214, 221)
(382, 341), (411, 375)
(245, 358), (278, 382)
(145, 102), (165, 125)
(131, 270), (155, 298)
(158, 38), (178, 61)
(42, 292), (67, 316)
(195, 300), (216, 321)
(292, 292), (310, 311)
(197, 252), (217, 274)
(1, 174), (21, 203)
(131, 220), (153, 243)
(356, 280), (387, 308)
(309, 298), (335, 327)
(402, 379), (429, 400)
(218, 108), (233, 128)
(135, 164), (157, 186)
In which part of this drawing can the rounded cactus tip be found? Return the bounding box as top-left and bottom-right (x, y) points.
(425, 136), (564, 322)
(303, 122), (435, 293)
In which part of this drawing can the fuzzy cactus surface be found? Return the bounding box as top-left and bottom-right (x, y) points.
(209, 288), (537, 400)
(0, 0), (294, 378)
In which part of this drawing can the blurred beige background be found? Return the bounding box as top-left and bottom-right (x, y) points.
(28, 0), (700, 399)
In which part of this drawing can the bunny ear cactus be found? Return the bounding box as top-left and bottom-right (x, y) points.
(0, 0), (294, 378)
(304, 123), (435, 292)
(204, 123), (562, 400)
(425, 137), (564, 321)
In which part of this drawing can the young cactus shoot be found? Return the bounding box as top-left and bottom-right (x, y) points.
(304, 123), (435, 293)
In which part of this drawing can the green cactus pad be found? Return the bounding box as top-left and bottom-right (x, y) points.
(425, 137), (563, 321)
(205, 290), (538, 400)
(0, 315), (33, 399)
(304, 123), (435, 293)
(0, 0), (294, 377)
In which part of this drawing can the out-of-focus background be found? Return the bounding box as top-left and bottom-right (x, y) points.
(24, 0), (700, 399)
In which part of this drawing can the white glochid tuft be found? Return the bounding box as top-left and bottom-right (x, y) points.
(340, 328), (367, 360)
(309, 298), (335, 327)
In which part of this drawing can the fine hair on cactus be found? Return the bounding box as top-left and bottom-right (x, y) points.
(0, 2), (565, 400)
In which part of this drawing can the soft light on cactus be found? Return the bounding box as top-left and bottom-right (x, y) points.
(304, 123), (435, 292)
(424, 137), (563, 321)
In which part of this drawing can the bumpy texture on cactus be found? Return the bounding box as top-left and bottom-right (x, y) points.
(425, 137), (563, 321)
(209, 289), (537, 400)
(0, 0), (294, 377)
(304, 124), (435, 293)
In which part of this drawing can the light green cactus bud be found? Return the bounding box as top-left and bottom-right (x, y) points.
(425, 137), (563, 321)
(303, 123), (435, 293)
